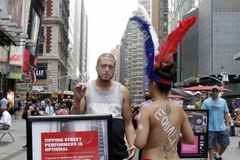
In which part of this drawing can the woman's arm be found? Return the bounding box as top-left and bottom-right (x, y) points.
(134, 106), (150, 149)
(28, 105), (33, 116)
(179, 109), (194, 144)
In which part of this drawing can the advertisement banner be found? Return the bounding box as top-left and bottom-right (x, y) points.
(178, 109), (209, 158)
(180, 136), (199, 154)
(9, 45), (24, 66)
(41, 131), (99, 160)
(29, 8), (40, 56)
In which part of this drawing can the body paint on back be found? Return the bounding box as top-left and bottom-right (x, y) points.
(154, 108), (179, 150)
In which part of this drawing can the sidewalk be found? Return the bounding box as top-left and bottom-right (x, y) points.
(0, 114), (27, 160)
(1, 114), (240, 160)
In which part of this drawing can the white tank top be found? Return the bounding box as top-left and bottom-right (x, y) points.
(86, 81), (123, 119)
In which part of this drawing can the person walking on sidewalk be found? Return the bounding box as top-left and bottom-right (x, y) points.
(63, 96), (73, 111)
(195, 91), (207, 109)
(44, 99), (54, 115)
(134, 61), (195, 160)
(0, 96), (8, 110)
(14, 95), (21, 119)
(201, 85), (230, 160)
(71, 53), (136, 160)
(233, 108), (240, 126)
(0, 108), (11, 130)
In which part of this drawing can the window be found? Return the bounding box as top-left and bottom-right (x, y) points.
(164, 11), (167, 16)
(164, 21), (167, 26)
(38, 43), (43, 56)
(40, 27), (44, 37)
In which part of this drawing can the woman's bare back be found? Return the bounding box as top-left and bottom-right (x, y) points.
(135, 100), (192, 160)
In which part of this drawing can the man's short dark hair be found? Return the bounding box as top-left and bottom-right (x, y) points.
(97, 53), (116, 66)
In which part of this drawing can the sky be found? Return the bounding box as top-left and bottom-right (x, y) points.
(84, 0), (138, 79)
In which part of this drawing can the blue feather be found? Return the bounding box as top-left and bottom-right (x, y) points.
(129, 16), (155, 78)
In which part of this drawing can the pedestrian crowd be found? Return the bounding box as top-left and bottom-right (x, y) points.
(0, 95), (73, 127)
(20, 96), (73, 118)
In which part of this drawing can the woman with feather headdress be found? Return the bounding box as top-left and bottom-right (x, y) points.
(130, 11), (196, 159)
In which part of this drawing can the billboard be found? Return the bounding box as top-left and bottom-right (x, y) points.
(9, 45), (24, 66)
(29, 8), (41, 57)
(26, 0), (45, 66)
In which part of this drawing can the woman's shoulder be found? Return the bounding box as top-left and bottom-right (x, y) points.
(29, 104), (36, 109)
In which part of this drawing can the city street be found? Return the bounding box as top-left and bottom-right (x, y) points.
(0, 113), (240, 160)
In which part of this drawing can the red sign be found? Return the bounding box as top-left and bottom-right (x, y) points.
(41, 131), (99, 160)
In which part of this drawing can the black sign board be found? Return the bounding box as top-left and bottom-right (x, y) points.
(36, 66), (47, 79)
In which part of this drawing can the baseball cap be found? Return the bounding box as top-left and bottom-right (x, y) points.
(212, 85), (219, 91)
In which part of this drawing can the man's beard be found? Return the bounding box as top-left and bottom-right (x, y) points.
(99, 74), (114, 82)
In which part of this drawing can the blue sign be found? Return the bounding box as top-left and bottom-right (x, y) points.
(36, 66), (47, 79)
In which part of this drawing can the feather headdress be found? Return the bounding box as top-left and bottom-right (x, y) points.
(129, 8), (196, 85)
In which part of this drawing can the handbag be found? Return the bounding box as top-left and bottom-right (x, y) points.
(22, 110), (28, 119)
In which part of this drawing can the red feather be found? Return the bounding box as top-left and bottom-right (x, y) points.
(155, 16), (197, 67)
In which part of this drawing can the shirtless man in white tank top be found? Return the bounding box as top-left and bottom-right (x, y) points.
(71, 53), (136, 160)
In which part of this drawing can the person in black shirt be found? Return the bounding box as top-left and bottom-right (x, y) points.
(64, 96), (73, 110)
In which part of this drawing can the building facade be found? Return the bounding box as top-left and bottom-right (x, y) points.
(32, 0), (88, 94)
(0, 0), (45, 101)
(119, 0), (151, 105)
(181, 0), (240, 96)
(118, 0), (170, 105)
(68, 0), (88, 90)
(152, 0), (168, 41)
(34, 0), (70, 93)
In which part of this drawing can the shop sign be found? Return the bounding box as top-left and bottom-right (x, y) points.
(36, 66), (47, 79)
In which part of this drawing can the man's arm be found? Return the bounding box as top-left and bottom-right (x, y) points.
(224, 112), (230, 133)
(223, 100), (230, 132)
(121, 85), (136, 159)
(70, 84), (88, 114)
(70, 96), (86, 114)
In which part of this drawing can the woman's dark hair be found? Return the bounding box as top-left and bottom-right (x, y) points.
(153, 61), (174, 93)
(31, 98), (37, 104)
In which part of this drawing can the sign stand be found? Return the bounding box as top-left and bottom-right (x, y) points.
(27, 114), (113, 160)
